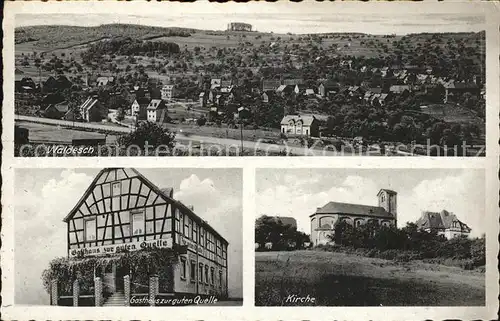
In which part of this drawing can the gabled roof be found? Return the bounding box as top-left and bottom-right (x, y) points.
(80, 97), (99, 112)
(281, 114), (316, 126)
(377, 188), (397, 195)
(445, 81), (478, 89)
(276, 85), (288, 92)
(147, 99), (165, 110)
(389, 85), (410, 93)
(63, 168), (229, 244)
(134, 97), (150, 106)
(312, 201), (394, 219)
(415, 210), (471, 232)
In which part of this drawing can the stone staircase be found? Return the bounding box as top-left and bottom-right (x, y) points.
(103, 291), (126, 306)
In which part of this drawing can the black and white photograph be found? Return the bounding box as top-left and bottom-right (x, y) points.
(255, 168), (486, 306)
(12, 2), (486, 156)
(14, 167), (243, 306)
(2, 1), (499, 320)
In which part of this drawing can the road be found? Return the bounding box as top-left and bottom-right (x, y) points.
(15, 115), (413, 156)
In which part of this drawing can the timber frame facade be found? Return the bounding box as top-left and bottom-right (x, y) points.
(63, 168), (229, 301)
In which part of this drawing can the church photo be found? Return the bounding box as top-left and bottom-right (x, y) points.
(14, 168), (243, 307)
(255, 168), (485, 306)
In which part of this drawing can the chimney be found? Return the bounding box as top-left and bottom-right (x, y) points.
(188, 205), (194, 211)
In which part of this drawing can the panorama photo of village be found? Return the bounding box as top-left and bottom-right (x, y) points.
(13, 8), (486, 157)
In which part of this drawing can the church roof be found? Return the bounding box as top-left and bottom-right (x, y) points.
(377, 188), (397, 195)
(311, 201), (394, 219)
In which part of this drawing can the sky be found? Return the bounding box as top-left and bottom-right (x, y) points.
(14, 168), (242, 305)
(14, 1), (486, 35)
(256, 168), (485, 237)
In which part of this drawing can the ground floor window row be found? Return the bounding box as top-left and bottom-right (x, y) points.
(180, 257), (223, 288)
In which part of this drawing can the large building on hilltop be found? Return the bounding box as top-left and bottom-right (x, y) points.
(57, 168), (228, 306)
(415, 210), (471, 239)
(310, 189), (397, 246)
(227, 22), (252, 32)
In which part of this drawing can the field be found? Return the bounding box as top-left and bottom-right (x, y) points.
(16, 121), (119, 144)
(255, 250), (485, 306)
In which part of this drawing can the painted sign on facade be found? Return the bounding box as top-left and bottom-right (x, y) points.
(69, 237), (173, 258)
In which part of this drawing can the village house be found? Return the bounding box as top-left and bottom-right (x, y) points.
(280, 115), (319, 137)
(318, 81), (339, 98)
(43, 101), (69, 119)
(96, 76), (115, 87)
(147, 99), (168, 123)
(15, 77), (37, 93)
(130, 97), (150, 120)
(160, 84), (176, 101)
(415, 210), (471, 239)
(389, 85), (411, 94)
(276, 85), (293, 97)
(262, 92), (269, 103)
(199, 92), (207, 107)
(305, 88), (315, 96)
(262, 79), (281, 92)
(50, 168), (228, 306)
(443, 80), (481, 103)
(310, 189), (397, 246)
(210, 78), (222, 90)
(78, 97), (106, 122)
(283, 78), (304, 86)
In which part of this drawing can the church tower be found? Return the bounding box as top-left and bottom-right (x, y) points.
(377, 189), (397, 223)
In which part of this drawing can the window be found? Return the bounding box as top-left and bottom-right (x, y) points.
(199, 263), (204, 283)
(85, 218), (96, 241)
(190, 260), (196, 282)
(219, 270), (223, 288)
(184, 215), (190, 239)
(131, 211), (145, 236)
(205, 265), (209, 284)
(210, 267), (215, 285)
(192, 221), (197, 243)
(185, 217), (192, 239)
(175, 209), (181, 233)
(199, 227), (204, 247)
(180, 257), (187, 280)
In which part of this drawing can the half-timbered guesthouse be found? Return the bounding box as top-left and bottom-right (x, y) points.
(46, 168), (228, 306)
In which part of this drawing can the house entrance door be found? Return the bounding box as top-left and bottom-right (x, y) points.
(103, 262), (116, 294)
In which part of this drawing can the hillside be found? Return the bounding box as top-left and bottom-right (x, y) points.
(255, 250), (485, 306)
(15, 24), (196, 51)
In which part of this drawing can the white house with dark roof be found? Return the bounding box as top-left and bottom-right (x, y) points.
(160, 84), (175, 101)
(310, 189), (397, 246)
(280, 115), (319, 137)
(147, 99), (167, 123)
(415, 210), (471, 239)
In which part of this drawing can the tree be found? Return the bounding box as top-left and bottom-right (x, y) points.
(116, 108), (125, 121)
(118, 121), (176, 151)
(255, 215), (309, 251)
(196, 116), (207, 126)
